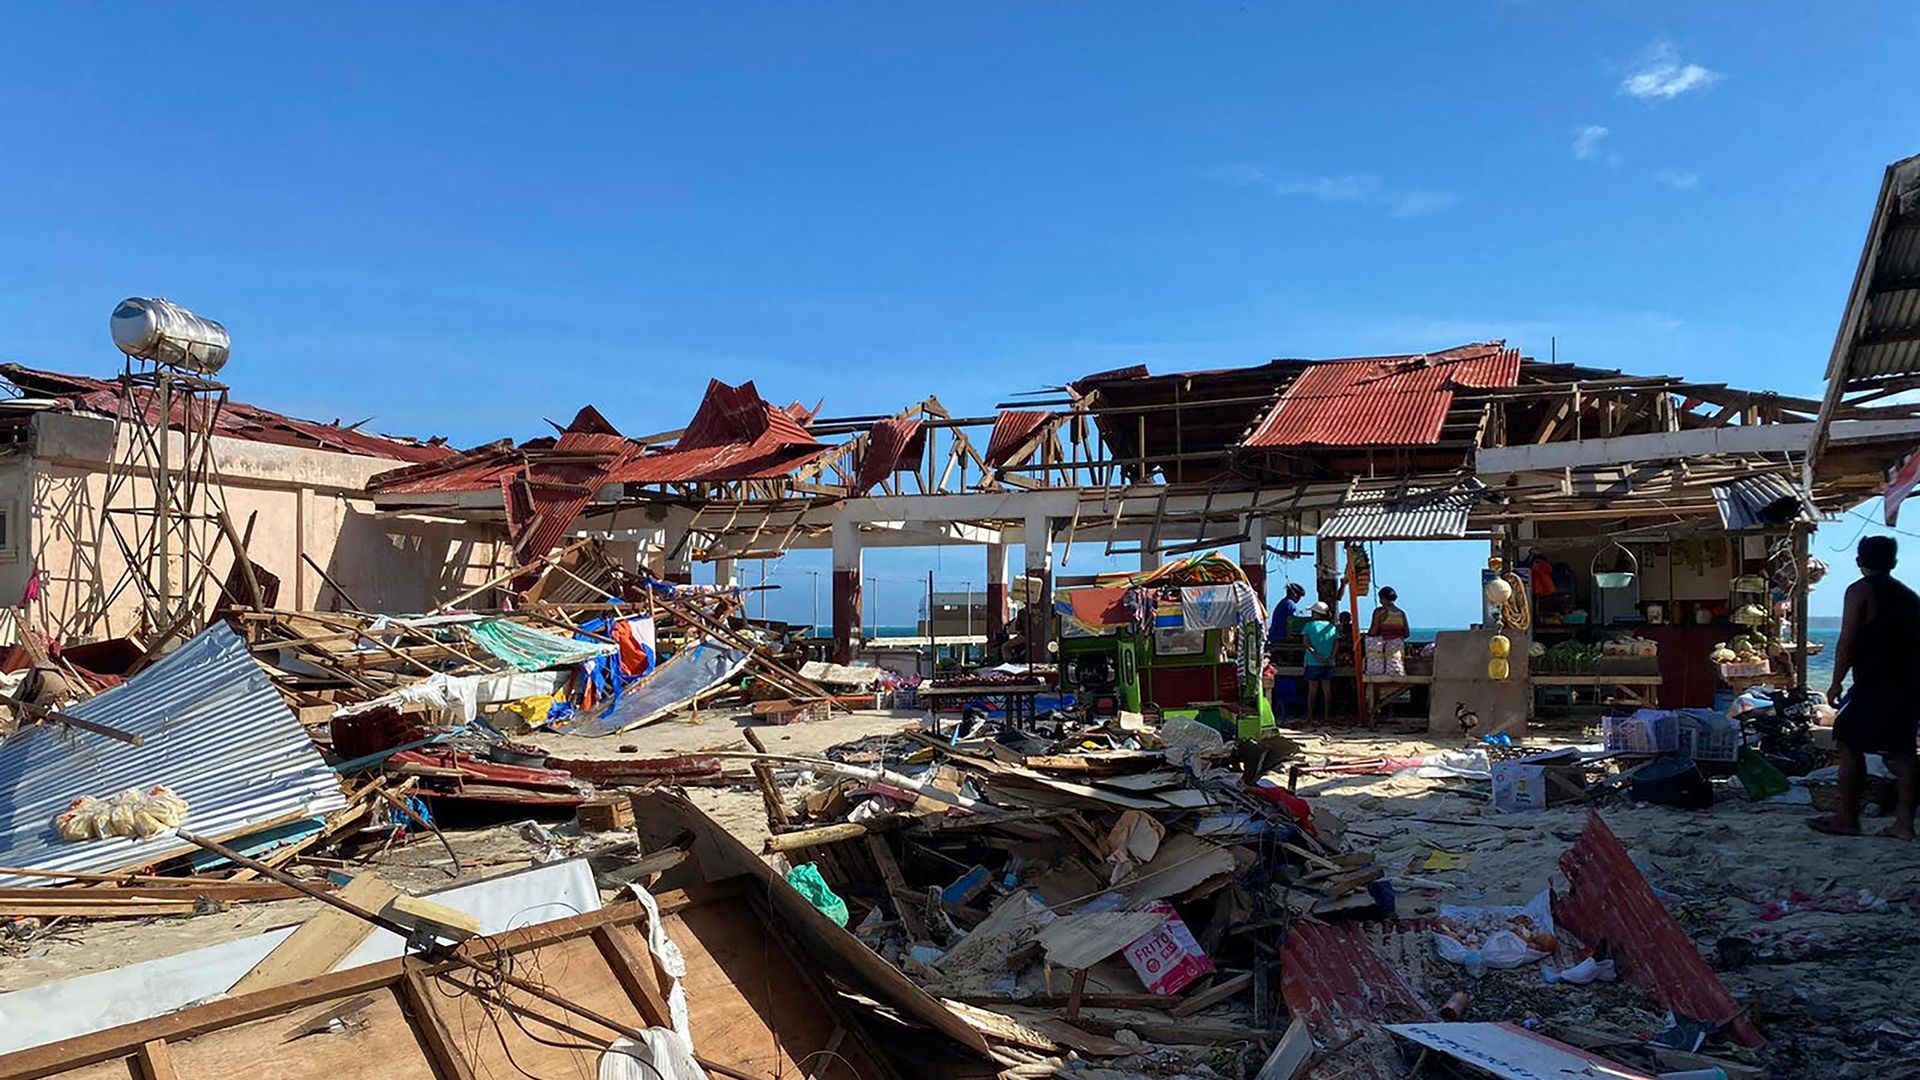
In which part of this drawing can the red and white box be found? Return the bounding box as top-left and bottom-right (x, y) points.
(1122, 902), (1215, 996)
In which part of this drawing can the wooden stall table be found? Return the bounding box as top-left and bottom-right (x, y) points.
(1364, 673), (1432, 727)
(1528, 673), (1664, 709)
(920, 681), (1049, 729)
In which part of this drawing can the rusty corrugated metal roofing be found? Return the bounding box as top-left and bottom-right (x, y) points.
(507, 409), (636, 584)
(0, 623), (348, 888)
(0, 364), (450, 463)
(373, 380), (827, 497)
(1280, 922), (1432, 1043)
(984, 410), (1054, 468)
(853, 418), (926, 495)
(1556, 811), (1765, 1046)
(1243, 344), (1519, 448)
(609, 378), (827, 484)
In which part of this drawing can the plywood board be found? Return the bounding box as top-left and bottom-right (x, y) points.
(437, 936), (641, 1080)
(1036, 912), (1166, 970)
(165, 989), (437, 1080)
(668, 896), (888, 1080)
(1120, 833), (1237, 904)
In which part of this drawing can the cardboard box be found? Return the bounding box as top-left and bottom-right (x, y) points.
(1123, 901), (1215, 995)
(1491, 762), (1547, 813)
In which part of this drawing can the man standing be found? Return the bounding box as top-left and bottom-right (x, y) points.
(1267, 582), (1306, 658)
(1812, 536), (1920, 839)
(1302, 601), (1339, 725)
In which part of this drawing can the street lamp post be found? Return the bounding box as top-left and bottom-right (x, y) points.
(806, 569), (820, 639)
(963, 579), (973, 661)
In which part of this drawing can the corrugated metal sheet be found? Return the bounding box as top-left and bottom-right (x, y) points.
(1243, 344), (1520, 448)
(1712, 474), (1818, 532)
(0, 364), (450, 463)
(508, 409), (635, 585)
(0, 623), (347, 888)
(1280, 922), (1432, 1043)
(1318, 485), (1482, 540)
(984, 410), (1054, 468)
(1828, 154), (1920, 386)
(374, 380), (828, 497)
(853, 418), (926, 495)
(610, 378), (827, 484)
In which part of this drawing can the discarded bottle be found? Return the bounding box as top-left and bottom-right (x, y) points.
(1438, 992), (1470, 1020)
(1463, 950), (1486, 978)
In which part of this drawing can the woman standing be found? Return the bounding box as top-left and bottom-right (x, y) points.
(1369, 586), (1410, 640)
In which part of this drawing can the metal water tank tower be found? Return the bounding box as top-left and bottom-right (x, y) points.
(109, 297), (230, 375)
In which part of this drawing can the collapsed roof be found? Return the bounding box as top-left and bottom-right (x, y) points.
(0, 364), (451, 463)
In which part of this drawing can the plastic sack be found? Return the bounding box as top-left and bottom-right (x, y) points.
(785, 862), (850, 927)
(1433, 889), (1555, 970)
(55, 786), (189, 842)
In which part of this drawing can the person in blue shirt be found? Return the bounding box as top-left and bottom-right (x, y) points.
(1266, 582), (1306, 658)
(1302, 601), (1340, 724)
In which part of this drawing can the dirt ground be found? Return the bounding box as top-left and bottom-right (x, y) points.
(9, 710), (1920, 1074)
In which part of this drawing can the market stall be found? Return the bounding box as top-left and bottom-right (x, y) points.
(1051, 553), (1269, 734)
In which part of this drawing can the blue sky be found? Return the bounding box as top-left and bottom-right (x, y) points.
(2, 5), (1915, 626)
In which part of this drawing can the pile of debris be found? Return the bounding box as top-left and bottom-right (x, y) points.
(0, 537), (915, 940)
(709, 710), (1778, 1079)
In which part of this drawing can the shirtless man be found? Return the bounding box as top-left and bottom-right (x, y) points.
(1811, 536), (1920, 839)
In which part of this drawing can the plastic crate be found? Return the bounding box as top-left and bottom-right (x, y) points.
(1602, 709), (1679, 754)
(1679, 710), (1742, 763)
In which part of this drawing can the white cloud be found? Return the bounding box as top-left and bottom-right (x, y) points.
(1621, 41), (1718, 100)
(1653, 168), (1700, 191)
(1200, 163), (1269, 187)
(1572, 125), (1610, 160)
(1206, 166), (1456, 218)
(1272, 174), (1383, 203)
(1391, 191), (1459, 218)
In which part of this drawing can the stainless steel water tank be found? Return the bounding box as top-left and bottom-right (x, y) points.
(109, 297), (230, 375)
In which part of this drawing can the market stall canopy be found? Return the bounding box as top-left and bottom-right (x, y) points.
(1318, 482), (1485, 540)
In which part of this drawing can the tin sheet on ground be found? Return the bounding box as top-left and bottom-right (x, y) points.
(0, 623), (348, 888)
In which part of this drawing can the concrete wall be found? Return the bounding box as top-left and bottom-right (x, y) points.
(11, 412), (511, 642)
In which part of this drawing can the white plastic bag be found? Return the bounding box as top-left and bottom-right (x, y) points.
(1432, 889), (1555, 969)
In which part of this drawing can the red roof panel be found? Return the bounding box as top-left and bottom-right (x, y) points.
(853, 418), (927, 495)
(984, 410), (1054, 468)
(1242, 343), (1519, 449)
(608, 379), (827, 485)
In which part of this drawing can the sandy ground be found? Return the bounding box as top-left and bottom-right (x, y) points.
(10, 710), (1920, 1072)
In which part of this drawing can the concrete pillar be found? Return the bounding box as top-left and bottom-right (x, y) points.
(1239, 517), (1267, 604)
(713, 557), (735, 589)
(1314, 536), (1342, 606)
(831, 519), (862, 665)
(1138, 544), (1161, 574)
(985, 542), (1010, 639)
(661, 527), (694, 585)
(1024, 511), (1053, 663)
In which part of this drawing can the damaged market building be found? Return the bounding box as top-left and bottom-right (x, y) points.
(2, 152), (1920, 1080)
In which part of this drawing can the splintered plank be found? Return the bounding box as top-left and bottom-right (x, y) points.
(228, 875), (400, 995)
